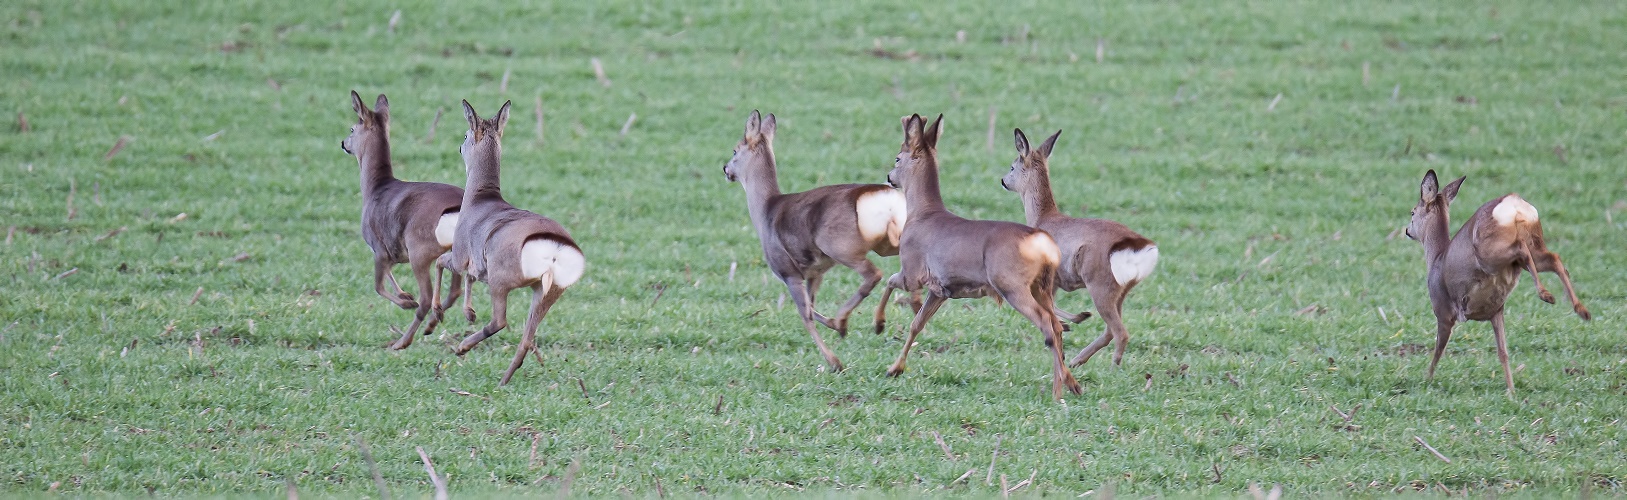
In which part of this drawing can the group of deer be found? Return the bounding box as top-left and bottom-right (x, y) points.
(342, 91), (583, 386)
(343, 91), (1589, 398)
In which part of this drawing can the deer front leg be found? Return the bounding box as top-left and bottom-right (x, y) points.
(455, 288), (510, 356)
(1490, 312), (1515, 398)
(1426, 317), (1455, 382)
(501, 284), (563, 386)
(374, 259), (418, 310)
(887, 293), (947, 377)
(785, 278), (844, 372)
(827, 258), (885, 338)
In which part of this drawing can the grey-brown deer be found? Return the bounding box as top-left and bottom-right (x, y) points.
(722, 110), (909, 372)
(1405, 169), (1590, 396)
(1001, 129), (1158, 367)
(447, 100), (585, 386)
(884, 114), (1081, 400)
(340, 91), (467, 350)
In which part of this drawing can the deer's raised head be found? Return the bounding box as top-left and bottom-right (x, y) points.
(887, 114), (943, 190)
(459, 99), (511, 165)
(1001, 128), (1061, 193)
(1405, 169), (1464, 243)
(723, 110), (775, 184)
(341, 90), (390, 156)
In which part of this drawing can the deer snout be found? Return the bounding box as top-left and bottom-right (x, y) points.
(722, 164), (737, 182)
(340, 140), (351, 154)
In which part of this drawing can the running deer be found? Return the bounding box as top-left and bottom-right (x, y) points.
(448, 100), (585, 386)
(340, 91), (467, 350)
(1001, 129), (1158, 367)
(722, 110), (909, 372)
(1405, 169), (1590, 396)
(884, 114), (1081, 399)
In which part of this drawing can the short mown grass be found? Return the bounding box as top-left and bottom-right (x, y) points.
(2, 0), (1625, 496)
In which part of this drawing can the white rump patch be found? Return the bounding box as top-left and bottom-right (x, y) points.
(1021, 232), (1062, 267)
(1109, 245), (1159, 286)
(521, 238), (585, 288)
(1491, 195), (1538, 226)
(435, 212), (460, 248)
(855, 189), (907, 246)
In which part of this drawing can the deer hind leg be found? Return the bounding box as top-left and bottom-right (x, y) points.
(1005, 288), (1081, 400)
(1527, 248), (1590, 320)
(785, 278), (844, 372)
(804, 272), (840, 333)
(501, 278), (563, 386)
(1107, 282), (1140, 366)
(887, 293), (947, 377)
(1070, 284), (1124, 367)
(827, 256), (885, 338)
(374, 259), (418, 310)
(429, 263), (464, 333)
(455, 287), (510, 356)
(462, 273), (479, 324)
(1426, 317), (1455, 382)
(1515, 237), (1557, 304)
(389, 256), (441, 350)
(1490, 312), (1515, 398)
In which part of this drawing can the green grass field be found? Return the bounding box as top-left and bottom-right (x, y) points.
(3, 0), (1625, 496)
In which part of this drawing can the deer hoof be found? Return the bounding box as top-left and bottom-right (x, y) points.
(399, 300), (419, 310)
(1576, 306), (1592, 321)
(885, 365), (906, 377)
(464, 309), (477, 324)
(1540, 291), (1556, 304)
(873, 320), (886, 335)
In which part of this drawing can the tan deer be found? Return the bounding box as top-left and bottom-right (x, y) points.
(722, 110), (909, 372)
(447, 100), (585, 386)
(1001, 129), (1158, 367)
(884, 114), (1081, 400)
(1405, 169), (1590, 396)
(340, 91), (467, 350)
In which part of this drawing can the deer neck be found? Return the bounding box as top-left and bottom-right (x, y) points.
(1419, 212), (1453, 266)
(904, 154), (948, 218)
(1020, 171), (1063, 226)
(463, 143), (504, 202)
(356, 137), (396, 194)
(739, 157), (784, 235)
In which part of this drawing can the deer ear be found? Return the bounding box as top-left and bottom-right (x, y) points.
(924, 114), (944, 148)
(1420, 169), (1440, 200)
(1441, 176), (1465, 204)
(350, 90), (368, 118)
(1013, 128), (1030, 155)
(760, 113), (776, 142)
(1037, 130), (1061, 158)
(494, 100), (512, 135)
(373, 94), (389, 120)
(462, 99), (479, 131)
(745, 110), (762, 140)
(901, 114), (922, 146)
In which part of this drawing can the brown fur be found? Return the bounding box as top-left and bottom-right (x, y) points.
(722, 110), (911, 372)
(883, 114), (1080, 400)
(1001, 128), (1159, 368)
(1405, 169), (1590, 397)
(340, 91), (466, 350)
(448, 100), (582, 386)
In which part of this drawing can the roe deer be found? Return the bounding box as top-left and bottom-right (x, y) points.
(884, 114), (1080, 400)
(722, 110), (909, 372)
(1001, 129), (1157, 367)
(340, 91), (467, 350)
(448, 100), (585, 386)
(1405, 169), (1590, 396)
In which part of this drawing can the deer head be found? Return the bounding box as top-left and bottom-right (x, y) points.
(887, 114), (943, 193)
(1405, 170), (1464, 248)
(341, 90), (390, 157)
(723, 110), (775, 184)
(459, 99), (511, 171)
(1000, 128), (1061, 194)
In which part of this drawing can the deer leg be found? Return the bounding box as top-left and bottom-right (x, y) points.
(805, 272), (839, 333)
(455, 287), (509, 356)
(1515, 238), (1557, 304)
(1426, 317), (1455, 382)
(501, 281), (563, 386)
(1007, 290), (1082, 400)
(827, 257), (884, 338)
(462, 273), (478, 324)
(873, 280), (897, 335)
(388, 256), (441, 350)
(1530, 250), (1590, 320)
(1107, 284), (1137, 366)
(1491, 312), (1515, 398)
(374, 259), (418, 310)
(887, 293), (947, 377)
(1070, 284), (1124, 367)
(386, 271), (411, 301)
(415, 263), (461, 342)
(785, 278), (844, 372)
